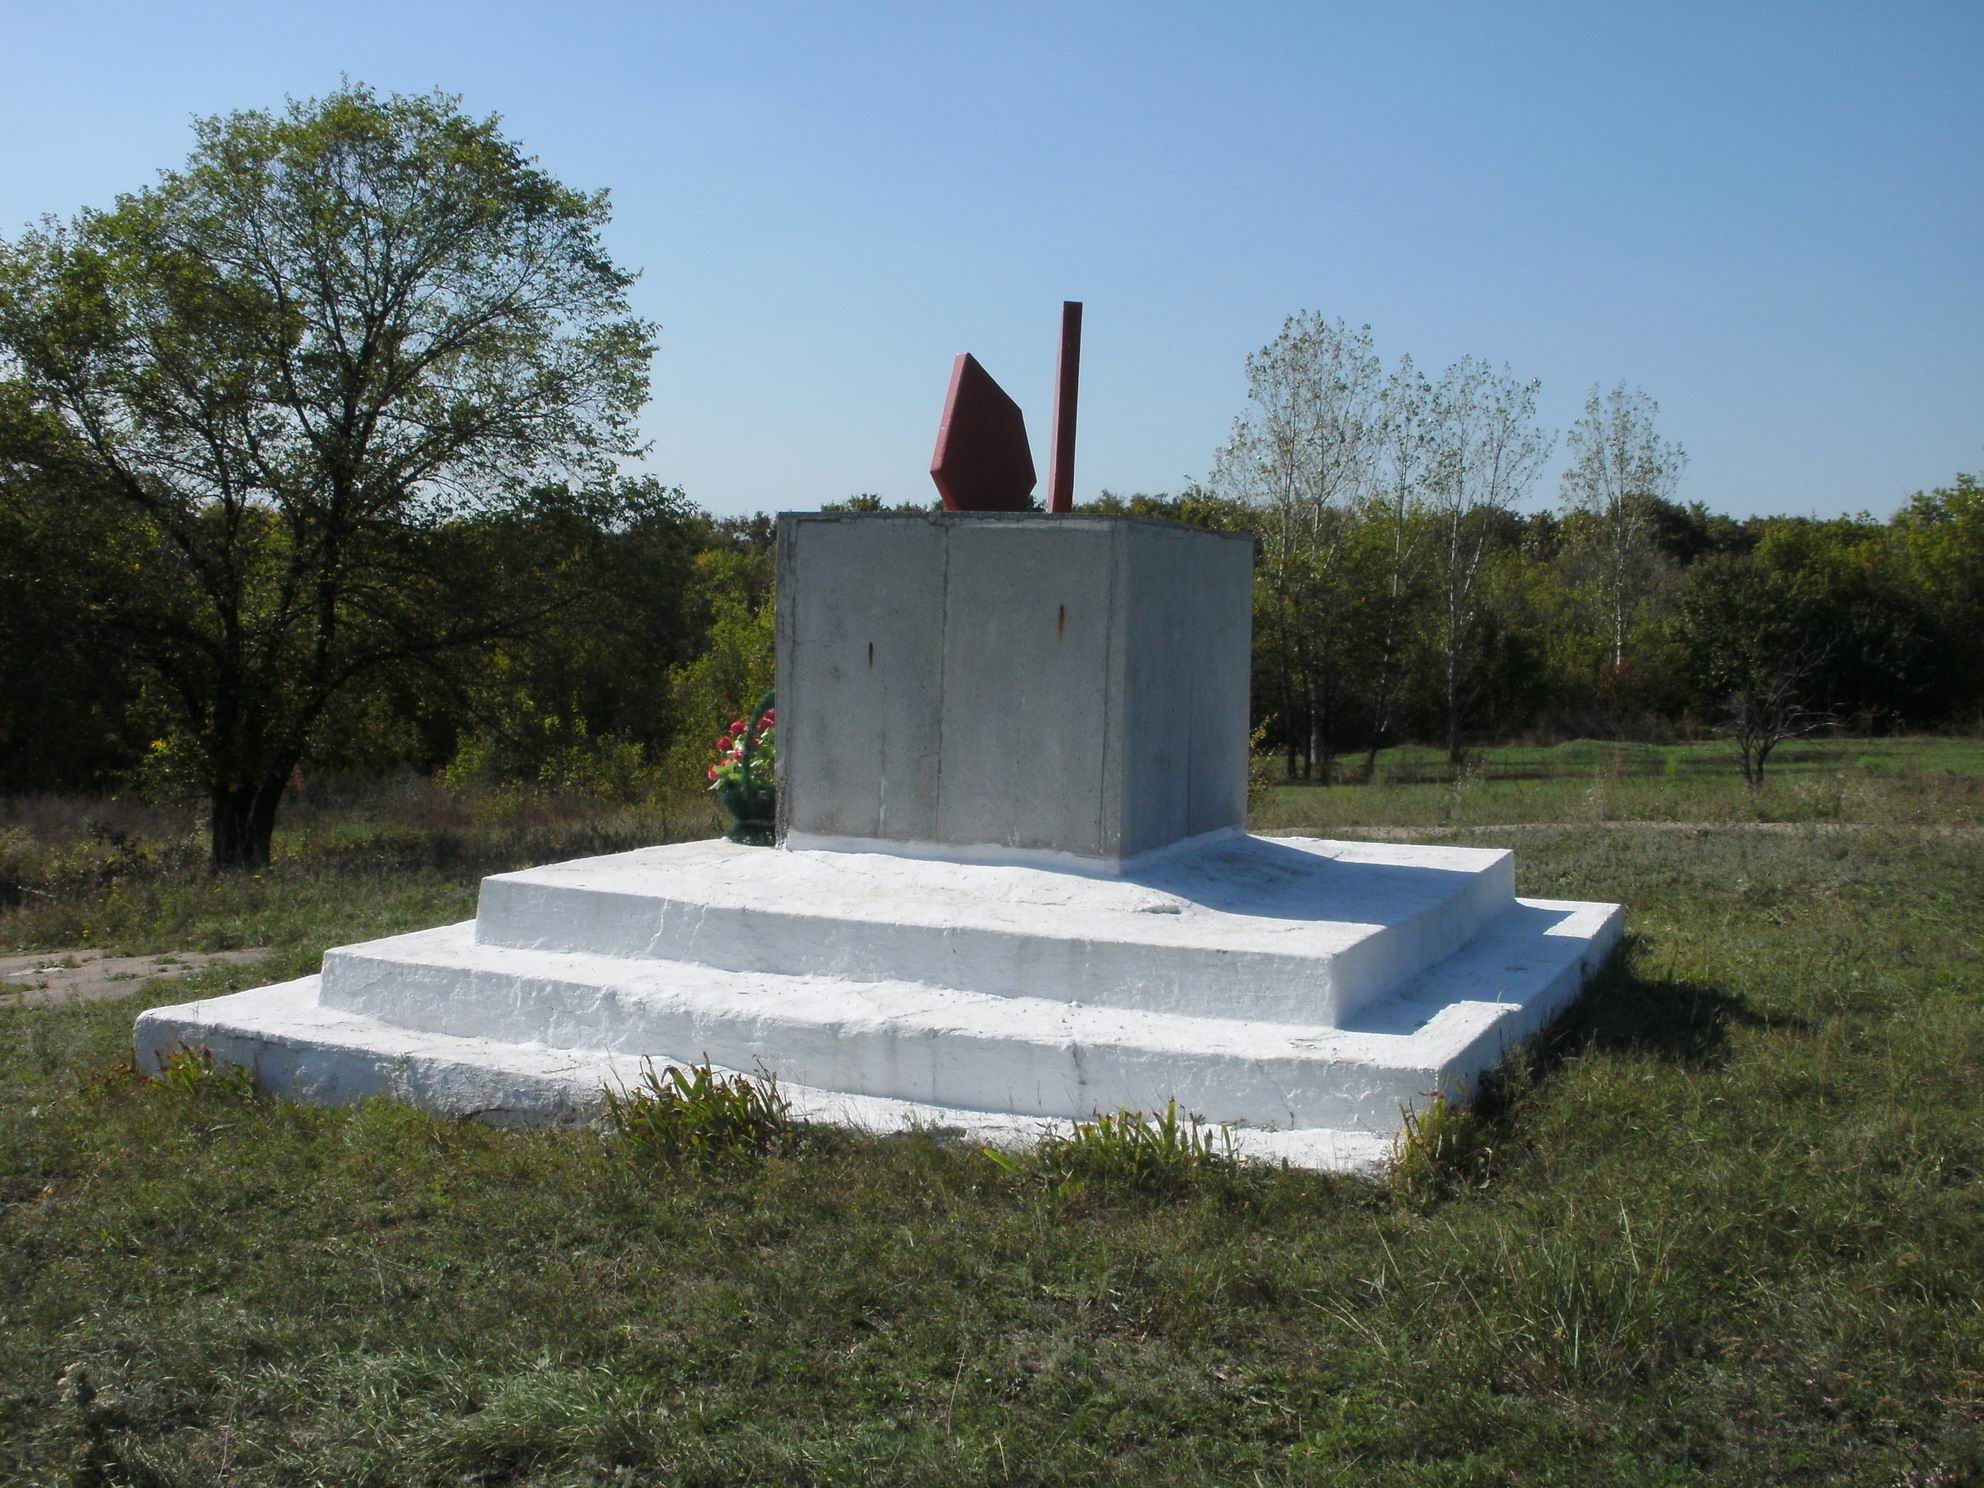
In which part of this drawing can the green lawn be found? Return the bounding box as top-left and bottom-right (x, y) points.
(1256, 735), (1984, 835)
(3, 749), (1982, 1484)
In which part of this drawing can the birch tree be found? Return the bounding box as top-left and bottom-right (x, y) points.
(1560, 383), (1687, 671)
(1361, 353), (1433, 771)
(1428, 358), (1551, 763)
(1212, 313), (1380, 777)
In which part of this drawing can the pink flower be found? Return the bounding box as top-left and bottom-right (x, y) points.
(730, 718), (746, 734)
(717, 734), (732, 752)
(706, 764), (718, 781)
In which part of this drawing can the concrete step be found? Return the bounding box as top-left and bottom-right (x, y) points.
(470, 835), (1517, 1029)
(132, 977), (1399, 1173)
(149, 896), (1619, 1138)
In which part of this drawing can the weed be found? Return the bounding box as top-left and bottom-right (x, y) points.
(1387, 1091), (1492, 1206)
(1244, 719), (1278, 817)
(987, 1099), (1237, 1197)
(152, 1043), (255, 1102)
(600, 1059), (797, 1168)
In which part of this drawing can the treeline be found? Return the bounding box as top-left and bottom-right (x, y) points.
(1091, 477), (1984, 777)
(5, 467), (1978, 811)
(0, 481), (779, 806)
(1147, 313), (1984, 780)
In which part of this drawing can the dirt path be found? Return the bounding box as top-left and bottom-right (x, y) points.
(1266, 820), (1984, 839)
(0, 948), (271, 1008)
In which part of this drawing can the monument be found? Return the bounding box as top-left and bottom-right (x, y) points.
(136, 307), (1621, 1172)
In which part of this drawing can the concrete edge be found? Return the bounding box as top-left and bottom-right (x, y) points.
(778, 823), (1248, 876)
(134, 978), (1395, 1174)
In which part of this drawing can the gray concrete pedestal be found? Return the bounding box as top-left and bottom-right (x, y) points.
(774, 512), (1254, 865)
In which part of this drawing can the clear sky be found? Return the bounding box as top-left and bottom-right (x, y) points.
(4, 1), (1979, 520)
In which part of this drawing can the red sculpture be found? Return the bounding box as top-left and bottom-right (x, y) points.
(929, 353), (1036, 512)
(1047, 301), (1082, 514)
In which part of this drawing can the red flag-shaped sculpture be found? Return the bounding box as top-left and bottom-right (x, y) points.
(929, 353), (1036, 512)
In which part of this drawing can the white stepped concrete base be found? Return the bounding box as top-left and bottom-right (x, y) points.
(469, 835), (1519, 1029)
(133, 977), (1398, 1174)
(134, 834), (1622, 1175)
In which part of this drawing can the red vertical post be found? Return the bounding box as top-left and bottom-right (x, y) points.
(1047, 300), (1082, 514)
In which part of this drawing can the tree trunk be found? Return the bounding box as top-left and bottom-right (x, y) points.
(1445, 630), (1464, 766)
(1281, 670), (1299, 781)
(1277, 606), (1299, 781)
(1307, 676), (1325, 783)
(1367, 613), (1399, 783)
(210, 772), (289, 870)
(1612, 576), (1627, 673)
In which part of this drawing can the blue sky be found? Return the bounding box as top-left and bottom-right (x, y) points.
(4, 1), (1979, 520)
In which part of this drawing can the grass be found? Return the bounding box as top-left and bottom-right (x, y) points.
(1255, 734), (1984, 835)
(0, 777), (723, 958)
(2, 747), (1982, 1483)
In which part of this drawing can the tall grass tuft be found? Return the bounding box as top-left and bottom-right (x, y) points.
(987, 1099), (1238, 1198)
(1387, 1091), (1493, 1207)
(601, 1060), (797, 1169)
(152, 1043), (256, 1103)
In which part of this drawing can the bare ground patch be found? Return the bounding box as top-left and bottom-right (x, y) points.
(0, 947), (271, 1007)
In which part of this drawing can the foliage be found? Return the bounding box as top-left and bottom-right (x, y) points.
(442, 706), (657, 801)
(6, 178), (1984, 817)
(1559, 383), (1688, 675)
(1244, 719), (1278, 813)
(662, 542), (776, 796)
(1679, 555), (1833, 787)
(0, 84), (655, 868)
(985, 1099), (1237, 1197)
(1424, 357), (1554, 762)
(1212, 313), (1383, 780)
(1209, 317), (1553, 773)
(601, 1059), (797, 1169)
(431, 477), (707, 793)
(0, 480), (150, 791)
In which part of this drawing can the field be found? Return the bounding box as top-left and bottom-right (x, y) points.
(3, 741), (1982, 1484)
(1257, 735), (1984, 834)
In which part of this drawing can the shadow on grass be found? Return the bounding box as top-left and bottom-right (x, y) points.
(1535, 933), (1813, 1072)
(1398, 939), (1821, 1202)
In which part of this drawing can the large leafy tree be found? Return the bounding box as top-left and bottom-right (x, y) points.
(0, 85), (656, 866)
